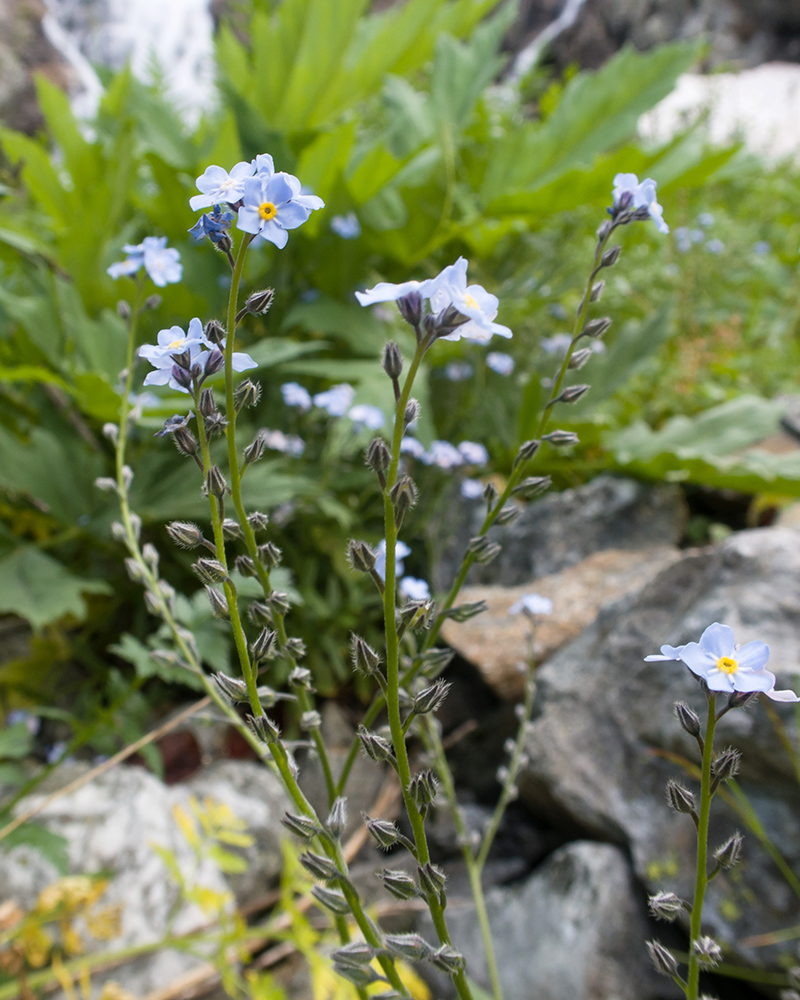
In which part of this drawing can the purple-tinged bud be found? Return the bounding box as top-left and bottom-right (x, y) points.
(326, 797), (348, 840)
(596, 220), (613, 240)
(281, 811), (319, 840)
(234, 378), (261, 410)
(404, 398), (420, 426)
(350, 634), (381, 676)
(199, 388), (216, 417)
(204, 319), (226, 346)
(569, 347), (592, 369)
(205, 586), (230, 619)
(380, 868), (418, 900)
(310, 885), (349, 914)
(348, 539), (376, 574)
(692, 936), (722, 968)
(714, 831), (744, 870)
(511, 475), (551, 500)
(728, 690), (759, 710)
(647, 940), (678, 978)
(555, 384), (590, 404)
(648, 891), (685, 922)
(192, 557), (228, 585)
(299, 851), (341, 883)
(246, 713), (281, 745)
(382, 341), (403, 380)
(674, 701), (701, 737)
(666, 778), (696, 815)
(615, 190), (634, 213)
(582, 316), (611, 339)
(171, 364), (193, 390)
(397, 290), (422, 328)
(601, 245), (622, 267)
(204, 349), (225, 377)
(206, 465), (227, 497)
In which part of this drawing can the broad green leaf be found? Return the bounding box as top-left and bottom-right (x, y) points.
(246, 338), (326, 369)
(0, 225), (56, 260)
(35, 76), (97, 187)
(110, 633), (205, 690)
(282, 298), (383, 356)
(0, 547), (110, 630)
(0, 365), (70, 391)
(0, 821), (69, 874)
(0, 128), (73, 229)
(0, 722), (33, 760)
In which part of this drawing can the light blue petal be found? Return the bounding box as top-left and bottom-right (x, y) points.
(231, 352), (258, 371)
(143, 369), (172, 386)
(679, 641), (716, 678)
(189, 193), (214, 211)
(237, 206), (262, 234)
(261, 220), (289, 249)
(734, 640), (770, 673)
(732, 669), (775, 693)
(766, 688), (800, 702)
(705, 671), (735, 692)
(265, 173), (296, 205)
(698, 623), (735, 658)
(277, 200), (311, 230)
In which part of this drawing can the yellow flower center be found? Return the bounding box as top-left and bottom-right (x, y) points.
(464, 293), (479, 310)
(169, 338), (185, 350)
(259, 201), (277, 221)
(716, 655), (738, 675)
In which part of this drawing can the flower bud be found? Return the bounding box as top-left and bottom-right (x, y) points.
(555, 384), (590, 404)
(326, 797), (348, 840)
(247, 600), (271, 625)
(333, 964), (381, 988)
(281, 812), (319, 840)
(310, 885), (350, 914)
(382, 341), (403, 380)
(648, 891), (685, 922)
(727, 690), (759, 710)
(711, 746), (741, 785)
(102, 422), (119, 443)
(251, 628), (277, 663)
(714, 831), (743, 870)
(384, 933), (432, 962)
(205, 586), (230, 619)
(665, 778), (696, 815)
(173, 427), (198, 457)
(246, 713), (281, 744)
(420, 647), (455, 676)
(496, 503), (522, 526)
(348, 539), (376, 574)
(144, 294), (162, 310)
(568, 347), (592, 370)
(357, 725), (393, 762)
(332, 942), (374, 969)
(95, 477), (118, 493)
(397, 290), (422, 328)
(192, 558), (227, 586)
(413, 679), (451, 715)
(468, 536), (501, 564)
(404, 398), (420, 426)
(248, 511), (269, 532)
(350, 634), (381, 676)
(198, 388), (217, 417)
(430, 945), (465, 974)
(244, 433), (266, 465)
(205, 465), (227, 497)
(514, 439), (540, 466)
(222, 518), (244, 541)
(256, 542), (281, 567)
(269, 591), (291, 615)
(171, 364), (193, 390)
(647, 940), (678, 978)
(674, 701), (701, 737)
(482, 480), (498, 506)
(117, 300), (131, 319)
(285, 636), (306, 659)
(692, 935), (722, 968)
(301, 709), (323, 731)
(365, 815), (401, 850)
(445, 600), (488, 622)
(511, 475), (551, 500)
(299, 851), (341, 883)
(366, 437), (391, 480)
(289, 666), (313, 688)
(581, 316), (611, 339)
(213, 671), (248, 702)
(243, 288), (274, 316)
(590, 279), (605, 302)
(390, 476), (418, 527)
(410, 770), (439, 812)
(380, 868), (418, 900)
(234, 378), (261, 410)
(166, 522), (204, 549)
(544, 429), (580, 446)
(204, 319), (226, 346)
(601, 244), (622, 267)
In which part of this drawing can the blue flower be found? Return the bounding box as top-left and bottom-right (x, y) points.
(139, 319), (210, 393)
(645, 622), (799, 702)
(355, 277), (432, 307)
(705, 238), (725, 254)
(399, 577), (431, 602)
(108, 236), (182, 286)
(348, 404), (385, 430)
(697, 212), (715, 227)
(190, 161), (255, 211)
(237, 171), (324, 249)
(155, 413), (192, 437)
(330, 212), (361, 239)
(400, 437), (426, 460)
(444, 362), (473, 382)
(612, 173), (669, 234)
(281, 382), (313, 412)
(458, 441), (488, 466)
(214, 337), (258, 376)
(460, 478), (484, 500)
(313, 384), (355, 417)
(540, 333), (572, 356)
(486, 352), (514, 376)
(753, 241), (771, 255)
(430, 258), (513, 343)
(374, 539), (411, 581)
(509, 593), (553, 616)
(189, 204), (235, 243)
(423, 441), (463, 469)
(259, 429), (305, 457)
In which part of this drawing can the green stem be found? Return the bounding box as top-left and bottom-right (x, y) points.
(687, 694), (717, 999)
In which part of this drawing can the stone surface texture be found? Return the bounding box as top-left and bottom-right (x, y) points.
(518, 526), (800, 966)
(441, 545), (681, 698)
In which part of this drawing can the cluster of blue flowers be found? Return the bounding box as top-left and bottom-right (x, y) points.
(107, 236), (183, 286)
(138, 317), (256, 393)
(611, 173), (669, 234)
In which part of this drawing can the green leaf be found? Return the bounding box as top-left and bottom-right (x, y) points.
(245, 338), (326, 369)
(208, 843), (249, 874)
(0, 547), (111, 630)
(0, 722), (33, 760)
(282, 297), (383, 356)
(0, 821), (69, 875)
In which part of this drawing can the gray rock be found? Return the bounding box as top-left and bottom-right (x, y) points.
(518, 527), (800, 968)
(430, 474), (686, 592)
(422, 842), (664, 1000)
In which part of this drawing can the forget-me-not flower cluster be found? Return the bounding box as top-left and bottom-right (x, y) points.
(107, 236), (183, 286)
(612, 173), (669, 234)
(139, 318), (256, 393)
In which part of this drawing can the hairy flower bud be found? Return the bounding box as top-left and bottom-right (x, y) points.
(568, 347), (592, 370)
(648, 891), (685, 922)
(357, 725), (393, 762)
(102, 422), (119, 443)
(390, 476), (418, 527)
(365, 815), (401, 850)
(418, 861), (447, 899)
(326, 797), (348, 840)
(332, 941), (375, 970)
(601, 244), (622, 267)
(269, 591), (291, 616)
(205, 586), (230, 619)
(204, 319), (225, 346)
(257, 542), (282, 567)
(581, 316), (612, 339)
(543, 429), (580, 447)
(95, 477), (118, 494)
(410, 770), (439, 812)
(171, 364), (193, 390)
(404, 398), (420, 426)
(348, 539), (376, 574)
(246, 713), (281, 745)
(301, 709), (323, 731)
(514, 439), (540, 466)
(310, 885), (350, 914)
(714, 831), (744, 870)
(511, 476), (551, 500)
(166, 521), (205, 551)
(234, 378), (261, 410)
(382, 341), (403, 380)
(285, 636), (306, 659)
(647, 940), (679, 978)
(242, 288), (274, 316)
(213, 671), (248, 703)
(666, 778), (696, 815)
(192, 558), (228, 585)
(495, 503), (522, 526)
(674, 701), (701, 737)
(234, 554), (257, 577)
(555, 384), (590, 404)
(397, 290), (422, 328)
(205, 465), (227, 498)
(299, 851), (341, 883)
(413, 679), (451, 715)
(289, 666), (313, 688)
(251, 628), (277, 663)
(420, 647), (455, 676)
(711, 746), (741, 786)
(198, 388), (216, 418)
(247, 511), (269, 532)
(281, 811), (319, 840)
(350, 634), (381, 676)
(468, 536), (501, 564)
(445, 600), (488, 622)
(384, 933), (432, 962)
(380, 868), (418, 900)
(692, 936), (722, 968)
(590, 279), (606, 302)
(221, 519), (243, 541)
(430, 945), (465, 974)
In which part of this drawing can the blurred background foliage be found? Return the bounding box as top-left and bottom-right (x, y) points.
(0, 0), (799, 761)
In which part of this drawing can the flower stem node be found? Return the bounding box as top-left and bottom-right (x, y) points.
(665, 778), (696, 816)
(648, 891), (686, 922)
(234, 378), (262, 410)
(692, 936), (722, 968)
(357, 725), (394, 762)
(246, 713), (281, 745)
(326, 797), (348, 840)
(281, 811), (319, 840)
(299, 851), (342, 883)
(350, 634), (382, 676)
(511, 475), (552, 500)
(382, 341), (404, 380)
(379, 869), (418, 900)
(647, 940), (679, 978)
(714, 831), (744, 870)
(205, 466), (227, 498)
(310, 885), (350, 914)
(674, 700), (701, 738)
(192, 558), (229, 585)
(365, 815), (401, 850)
(348, 539), (377, 574)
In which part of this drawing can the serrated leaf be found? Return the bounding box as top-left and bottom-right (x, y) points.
(0, 548), (110, 630)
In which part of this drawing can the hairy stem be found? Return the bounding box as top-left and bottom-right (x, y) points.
(687, 694), (717, 998)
